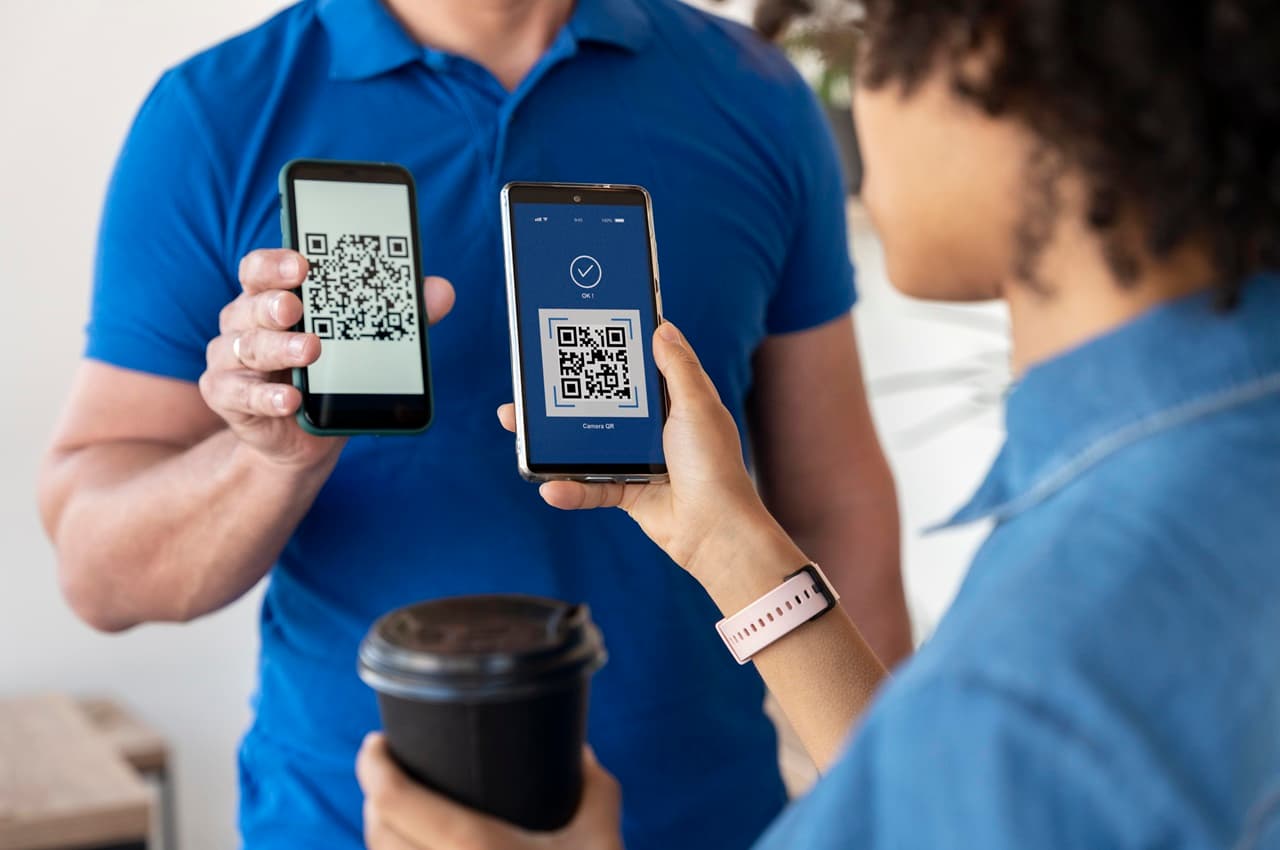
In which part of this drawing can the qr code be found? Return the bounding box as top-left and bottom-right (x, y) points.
(538, 309), (650, 418)
(301, 233), (418, 342)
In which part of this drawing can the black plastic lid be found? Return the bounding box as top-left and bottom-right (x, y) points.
(358, 595), (607, 702)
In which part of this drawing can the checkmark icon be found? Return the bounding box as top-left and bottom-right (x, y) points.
(569, 254), (602, 289)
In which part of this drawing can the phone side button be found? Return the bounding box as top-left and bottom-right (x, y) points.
(584, 476), (616, 483)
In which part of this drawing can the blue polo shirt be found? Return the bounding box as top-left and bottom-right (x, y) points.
(87, 1), (856, 848)
(755, 279), (1280, 848)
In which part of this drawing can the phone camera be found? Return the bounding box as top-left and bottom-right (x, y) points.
(573, 194), (582, 203)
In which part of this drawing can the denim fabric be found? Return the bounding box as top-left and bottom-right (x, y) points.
(758, 277), (1280, 849)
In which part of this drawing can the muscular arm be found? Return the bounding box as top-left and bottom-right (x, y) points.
(37, 362), (335, 632)
(749, 314), (913, 666)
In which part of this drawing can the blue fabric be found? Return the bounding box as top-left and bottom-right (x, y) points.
(86, 1), (857, 848)
(757, 278), (1280, 849)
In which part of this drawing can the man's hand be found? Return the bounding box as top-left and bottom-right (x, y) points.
(357, 734), (625, 850)
(38, 250), (456, 631)
(200, 248), (455, 469)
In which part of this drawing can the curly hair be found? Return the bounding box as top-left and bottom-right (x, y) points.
(854, 0), (1280, 305)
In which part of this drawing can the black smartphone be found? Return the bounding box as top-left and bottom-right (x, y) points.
(278, 159), (433, 435)
(501, 182), (668, 482)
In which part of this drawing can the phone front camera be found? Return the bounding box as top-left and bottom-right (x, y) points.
(573, 195), (582, 203)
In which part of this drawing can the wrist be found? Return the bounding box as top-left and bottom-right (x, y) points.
(687, 509), (810, 617)
(228, 434), (340, 490)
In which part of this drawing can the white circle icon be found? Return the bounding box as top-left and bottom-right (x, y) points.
(570, 255), (603, 289)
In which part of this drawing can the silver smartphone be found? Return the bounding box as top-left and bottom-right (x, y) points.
(501, 182), (669, 483)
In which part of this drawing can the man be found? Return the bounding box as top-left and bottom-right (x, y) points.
(38, 0), (908, 848)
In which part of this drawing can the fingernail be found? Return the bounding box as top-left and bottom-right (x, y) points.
(270, 293), (285, 324)
(658, 323), (681, 344)
(279, 256), (299, 279)
(288, 336), (307, 359)
(272, 389), (288, 412)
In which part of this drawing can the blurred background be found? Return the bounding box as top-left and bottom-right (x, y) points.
(0, 1), (1005, 847)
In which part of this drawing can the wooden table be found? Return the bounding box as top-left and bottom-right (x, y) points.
(77, 699), (174, 850)
(77, 700), (168, 777)
(0, 694), (151, 850)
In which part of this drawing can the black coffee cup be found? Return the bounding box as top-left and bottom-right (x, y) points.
(358, 595), (607, 831)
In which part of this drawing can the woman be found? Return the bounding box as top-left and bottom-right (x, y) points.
(356, 1), (1280, 847)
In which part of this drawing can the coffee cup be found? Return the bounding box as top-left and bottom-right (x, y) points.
(358, 594), (607, 831)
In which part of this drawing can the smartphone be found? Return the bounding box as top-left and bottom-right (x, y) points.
(278, 159), (433, 435)
(501, 182), (668, 483)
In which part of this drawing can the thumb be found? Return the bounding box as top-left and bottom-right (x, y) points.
(653, 323), (722, 415)
(423, 276), (456, 326)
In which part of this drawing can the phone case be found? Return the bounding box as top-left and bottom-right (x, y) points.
(278, 158), (434, 437)
(500, 181), (670, 484)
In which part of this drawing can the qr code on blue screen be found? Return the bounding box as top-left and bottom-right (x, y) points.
(538, 309), (650, 418)
(301, 233), (418, 342)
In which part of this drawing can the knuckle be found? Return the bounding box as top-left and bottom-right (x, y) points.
(675, 348), (703, 372)
(365, 770), (403, 811)
(238, 377), (255, 413)
(205, 337), (220, 366)
(267, 292), (291, 326)
(234, 331), (254, 368)
(251, 294), (270, 327)
(257, 292), (281, 327)
(237, 252), (258, 287)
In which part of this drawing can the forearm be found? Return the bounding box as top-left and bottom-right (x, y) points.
(782, 453), (913, 667)
(690, 513), (889, 772)
(43, 428), (336, 630)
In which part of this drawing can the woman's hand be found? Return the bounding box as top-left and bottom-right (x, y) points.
(498, 322), (802, 585)
(498, 322), (885, 773)
(357, 734), (624, 850)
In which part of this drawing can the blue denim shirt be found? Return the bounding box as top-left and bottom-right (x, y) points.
(757, 278), (1280, 849)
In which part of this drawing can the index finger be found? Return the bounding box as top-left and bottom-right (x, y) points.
(238, 249), (309, 295)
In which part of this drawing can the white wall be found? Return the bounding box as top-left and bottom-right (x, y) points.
(0, 3), (290, 848)
(0, 3), (1002, 849)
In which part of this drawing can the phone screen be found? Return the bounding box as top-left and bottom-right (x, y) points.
(507, 188), (665, 474)
(282, 160), (432, 434)
(293, 179), (423, 395)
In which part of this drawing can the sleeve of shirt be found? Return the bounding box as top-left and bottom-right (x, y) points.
(87, 69), (237, 383)
(763, 83), (858, 336)
(753, 676), (1159, 850)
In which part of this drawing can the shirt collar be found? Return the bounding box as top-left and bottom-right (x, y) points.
(568, 0), (653, 53)
(318, 0), (652, 82)
(937, 275), (1280, 530)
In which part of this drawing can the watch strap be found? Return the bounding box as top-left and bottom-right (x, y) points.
(715, 564), (839, 665)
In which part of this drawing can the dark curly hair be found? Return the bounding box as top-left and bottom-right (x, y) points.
(850, 0), (1280, 305)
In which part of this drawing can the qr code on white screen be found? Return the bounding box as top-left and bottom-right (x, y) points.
(538, 309), (650, 418)
(302, 233), (418, 342)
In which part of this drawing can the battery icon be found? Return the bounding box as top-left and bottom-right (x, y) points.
(614, 218), (625, 223)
